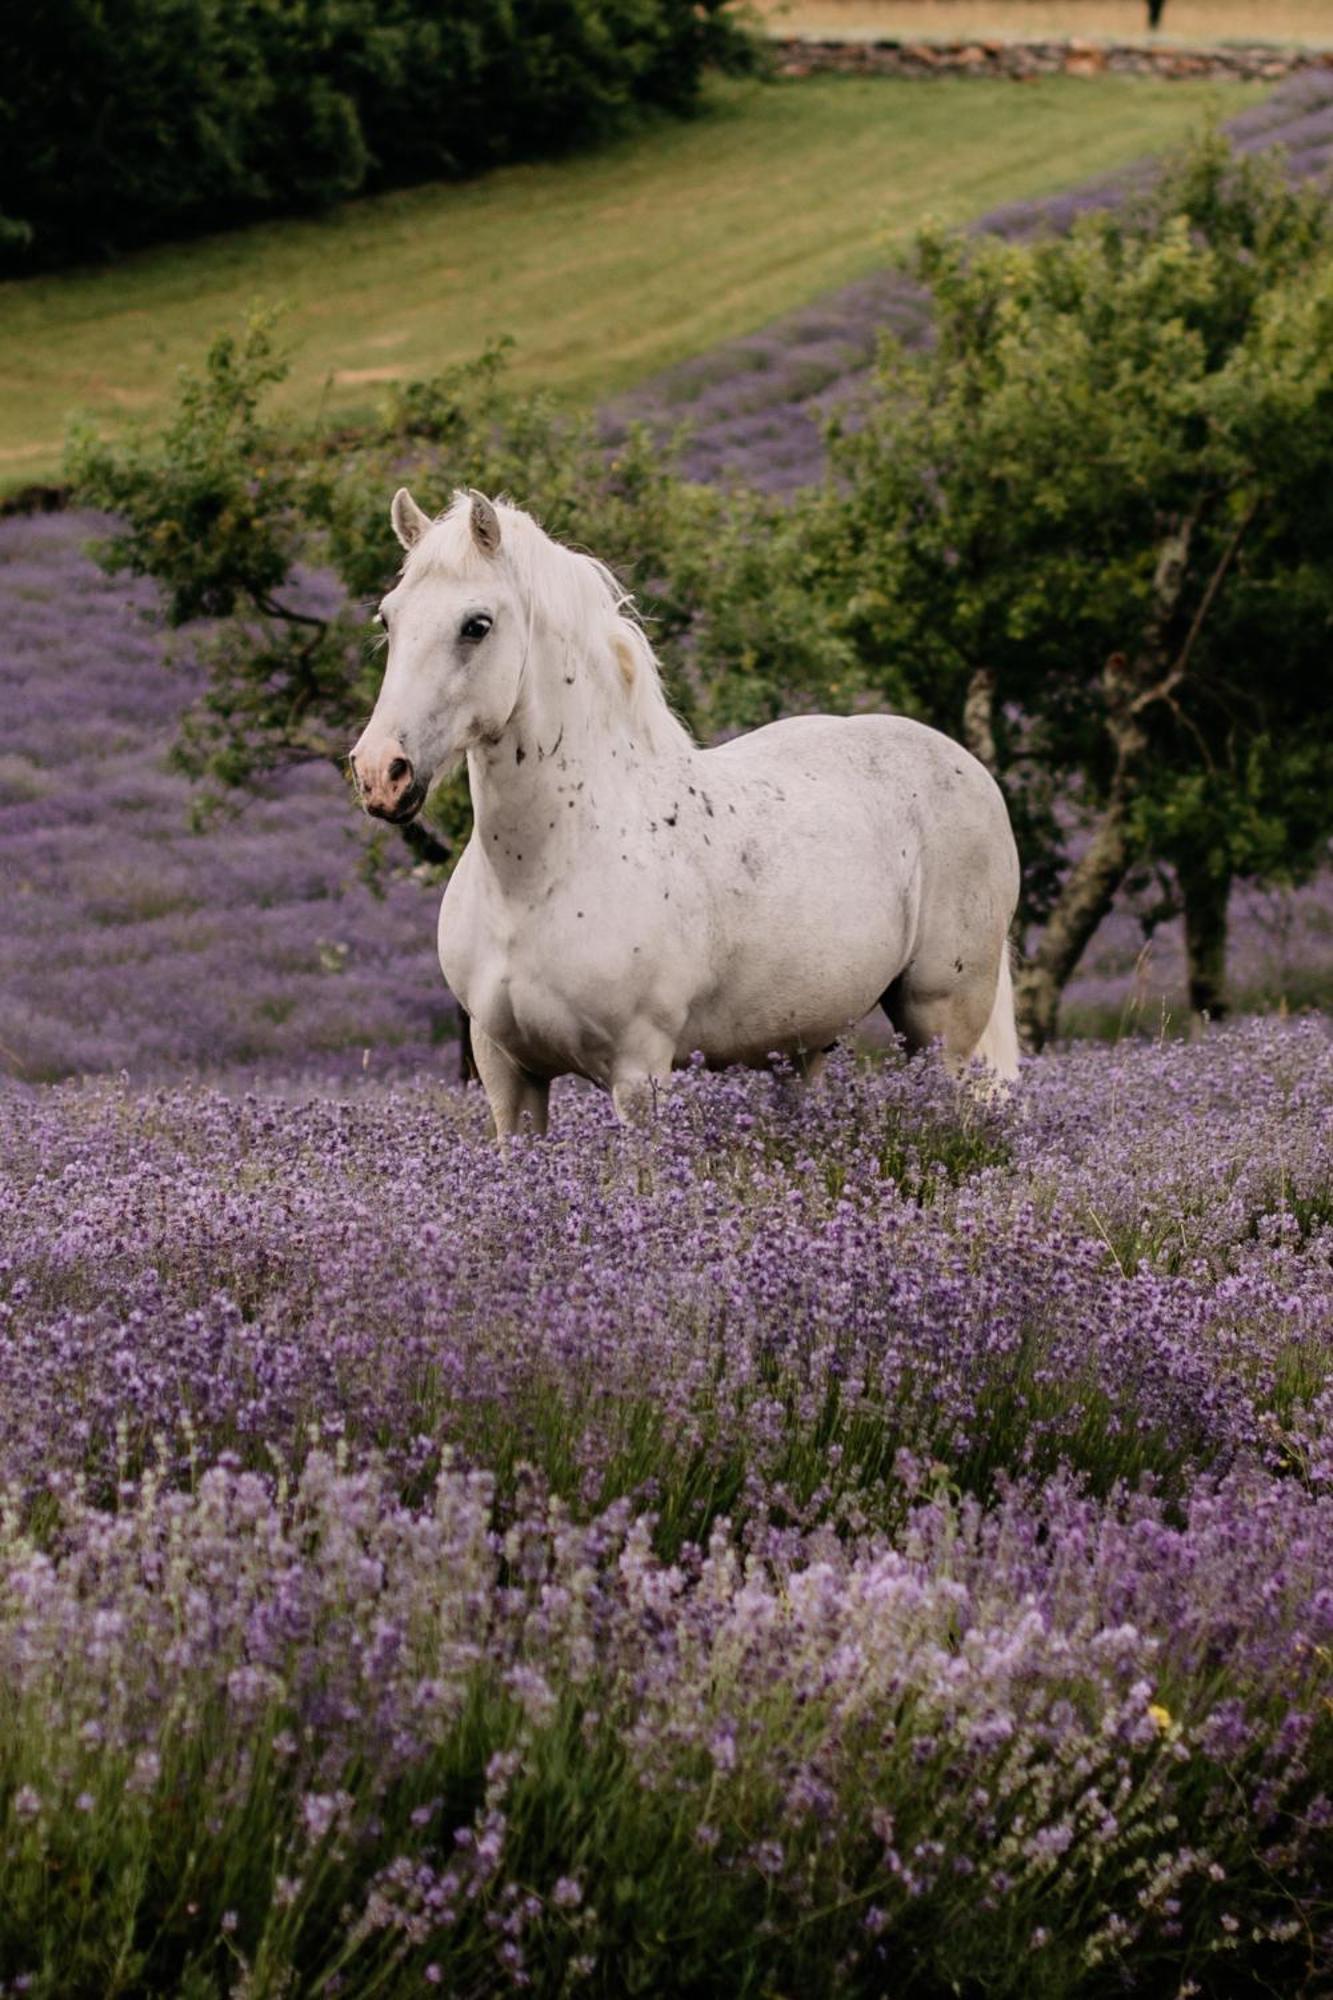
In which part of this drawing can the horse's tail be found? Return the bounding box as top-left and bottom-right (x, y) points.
(973, 943), (1020, 1085)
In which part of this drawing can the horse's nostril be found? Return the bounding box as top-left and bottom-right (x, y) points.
(387, 756), (412, 786)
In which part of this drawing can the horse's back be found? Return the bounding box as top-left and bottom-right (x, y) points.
(705, 711), (1016, 902)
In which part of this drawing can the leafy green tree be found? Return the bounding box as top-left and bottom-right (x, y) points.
(813, 132), (1333, 1041)
(69, 319), (824, 874)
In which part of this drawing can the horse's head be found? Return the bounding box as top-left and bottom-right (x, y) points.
(350, 488), (524, 822)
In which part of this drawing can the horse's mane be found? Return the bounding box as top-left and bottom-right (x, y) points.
(404, 493), (693, 755)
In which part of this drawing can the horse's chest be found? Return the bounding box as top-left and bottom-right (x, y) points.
(439, 862), (648, 1076)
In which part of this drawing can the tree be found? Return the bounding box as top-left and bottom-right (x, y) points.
(68, 319), (833, 877)
(1147, 0), (1167, 30)
(812, 132), (1333, 1043)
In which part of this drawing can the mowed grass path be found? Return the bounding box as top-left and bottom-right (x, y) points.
(0, 74), (1258, 483)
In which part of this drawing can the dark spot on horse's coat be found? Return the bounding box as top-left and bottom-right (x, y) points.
(515, 742), (526, 764)
(664, 809), (678, 828)
(577, 911), (584, 919)
(564, 674), (575, 686)
(567, 800), (575, 809)
(648, 821), (657, 833)
(954, 958), (964, 974)
(728, 803), (737, 815)
(702, 792), (714, 817)
(688, 785), (696, 795)
(549, 820), (555, 830)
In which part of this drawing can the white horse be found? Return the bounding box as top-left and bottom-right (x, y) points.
(352, 490), (1020, 1135)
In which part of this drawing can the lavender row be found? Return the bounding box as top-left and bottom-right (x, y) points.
(0, 1450), (1328, 1995)
(3, 1021), (1330, 1526)
(0, 509), (449, 1087)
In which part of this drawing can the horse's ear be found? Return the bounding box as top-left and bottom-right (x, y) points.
(391, 487), (432, 551)
(469, 491), (502, 558)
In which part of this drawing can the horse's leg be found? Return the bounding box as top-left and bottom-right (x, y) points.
(471, 1022), (550, 1139)
(610, 1026), (676, 1124)
(793, 1043), (838, 1087)
(882, 951), (1006, 1082)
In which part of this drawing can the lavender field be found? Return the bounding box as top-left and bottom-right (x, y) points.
(1, 516), (1331, 1988)
(2, 74), (1333, 2000)
(0, 510), (448, 1088)
(2, 1024), (1331, 1994)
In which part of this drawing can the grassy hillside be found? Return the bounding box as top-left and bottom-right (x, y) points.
(0, 72), (1258, 486)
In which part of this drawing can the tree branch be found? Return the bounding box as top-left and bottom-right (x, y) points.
(255, 592), (330, 632)
(1128, 498), (1258, 719)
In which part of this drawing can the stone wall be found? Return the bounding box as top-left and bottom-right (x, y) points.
(772, 37), (1333, 82)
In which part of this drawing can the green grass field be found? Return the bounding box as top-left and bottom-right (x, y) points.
(761, 1), (1333, 42)
(0, 73), (1259, 486)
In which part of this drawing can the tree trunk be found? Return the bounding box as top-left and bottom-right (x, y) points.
(1147, 0), (1166, 28)
(1014, 518), (1195, 1050)
(962, 666), (998, 774)
(1180, 863), (1230, 1021)
(1013, 805), (1135, 1048)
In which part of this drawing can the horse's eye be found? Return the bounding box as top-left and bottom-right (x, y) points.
(460, 614), (492, 644)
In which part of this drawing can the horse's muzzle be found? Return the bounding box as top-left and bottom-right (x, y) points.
(365, 785), (426, 824)
(351, 747), (425, 822)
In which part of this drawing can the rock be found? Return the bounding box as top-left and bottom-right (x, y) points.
(767, 36), (1315, 86)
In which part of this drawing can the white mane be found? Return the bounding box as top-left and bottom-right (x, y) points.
(404, 492), (692, 756)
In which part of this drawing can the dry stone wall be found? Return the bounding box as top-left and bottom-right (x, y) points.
(772, 37), (1332, 82)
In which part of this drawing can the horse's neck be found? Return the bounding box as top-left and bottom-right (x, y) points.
(468, 636), (684, 888)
